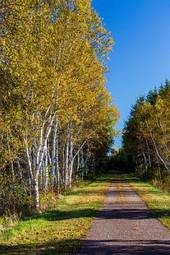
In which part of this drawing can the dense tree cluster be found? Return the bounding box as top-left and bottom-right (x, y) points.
(123, 81), (170, 180)
(0, 0), (118, 213)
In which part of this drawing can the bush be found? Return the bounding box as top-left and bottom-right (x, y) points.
(0, 171), (31, 216)
(135, 167), (170, 192)
(40, 192), (59, 211)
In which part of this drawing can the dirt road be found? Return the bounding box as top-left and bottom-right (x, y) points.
(77, 181), (170, 255)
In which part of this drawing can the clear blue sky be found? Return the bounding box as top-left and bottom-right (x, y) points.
(92, 0), (170, 148)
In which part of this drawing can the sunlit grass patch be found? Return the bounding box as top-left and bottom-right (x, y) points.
(0, 175), (112, 255)
(128, 177), (170, 228)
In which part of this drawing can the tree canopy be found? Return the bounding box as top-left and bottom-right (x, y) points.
(0, 0), (118, 213)
(122, 81), (170, 180)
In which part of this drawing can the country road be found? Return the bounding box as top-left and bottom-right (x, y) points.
(77, 181), (170, 255)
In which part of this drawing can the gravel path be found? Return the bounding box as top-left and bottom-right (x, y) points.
(77, 182), (170, 255)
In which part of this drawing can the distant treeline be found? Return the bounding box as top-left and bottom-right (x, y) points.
(122, 81), (170, 183)
(0, 0), (118, 215)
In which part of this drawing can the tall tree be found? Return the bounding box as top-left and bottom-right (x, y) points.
(123, 81), (170, 180)
(0, 0), (118, 212)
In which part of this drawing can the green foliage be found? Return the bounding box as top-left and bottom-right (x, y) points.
(0, 171), (31, 216)
(0, 175), (112, 255)
(122, 81), (170, 182)
(0, 0), (118, 213)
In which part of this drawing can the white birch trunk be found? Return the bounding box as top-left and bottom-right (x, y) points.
(65, 140), (69, 189)
(51, 123), (57, 189)
(32, 178), (40, 211)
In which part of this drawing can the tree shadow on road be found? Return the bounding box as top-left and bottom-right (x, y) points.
(78, 239), (170, 255)
(2, 239), (170, 255)
(28, 206), (170, 222)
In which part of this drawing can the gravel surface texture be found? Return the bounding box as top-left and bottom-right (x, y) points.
(77, 181), (170, 255)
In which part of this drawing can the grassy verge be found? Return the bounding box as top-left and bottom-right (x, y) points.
(0, 215), (19, 235)
(126, 176), (170, 228)
(0, 175), (112, 255)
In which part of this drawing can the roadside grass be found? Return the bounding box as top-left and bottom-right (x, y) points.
(126, 175), (170, 228)
(0, 216), (18, 234)
(0, 175), (112, 255)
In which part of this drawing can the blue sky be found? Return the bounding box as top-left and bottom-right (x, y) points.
(92, 0), (170, 148)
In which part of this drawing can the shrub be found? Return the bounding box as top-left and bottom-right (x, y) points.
(0, 170), (31, 216)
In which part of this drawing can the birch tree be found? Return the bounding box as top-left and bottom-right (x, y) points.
(123, 81), (170, 180)
(0, 0), (118, 212)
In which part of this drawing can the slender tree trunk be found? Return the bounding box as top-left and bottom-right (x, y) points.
(146, 121), (169, 171)
(32, 177), (40, 212)
(142, 152), (148, 172)
(145, 138), (152, 168)
(68, 136), (73, 188)
(11, 162), (15, 182)
(51, 123), (57, 190)
(56, 131), (60, 193)
(76, 152), (80, 179)
(65, 140), (69, 189)
(40, 166), (43, 190)
(44, 146), (49, 191)
(62, 144), (65, 186)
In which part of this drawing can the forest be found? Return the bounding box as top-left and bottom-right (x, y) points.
(0, 1), (170, 255)
(0, 0), (119, 216)
(0, 0), (169, 221)
(122, 81), (170, 189)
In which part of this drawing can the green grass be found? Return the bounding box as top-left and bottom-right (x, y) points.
(2, 173), (168, 254)
(0, 175), (112, 255)
(126, 175), (170, 228)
